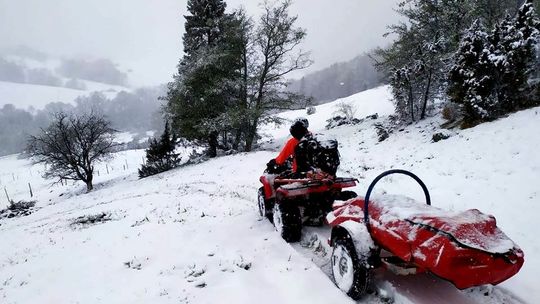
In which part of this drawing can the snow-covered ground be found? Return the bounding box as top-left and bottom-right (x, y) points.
(0, 54), (130, 110)
(259, 85), (395, 140)
(0, 86), (538, 303)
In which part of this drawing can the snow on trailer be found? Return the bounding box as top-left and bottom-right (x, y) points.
(327, 170), (524, 300)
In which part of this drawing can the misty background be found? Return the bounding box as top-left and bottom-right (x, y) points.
(0, 0), (401, 156)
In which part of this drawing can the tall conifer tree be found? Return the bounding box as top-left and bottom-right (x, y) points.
(165, 0), (235, 157)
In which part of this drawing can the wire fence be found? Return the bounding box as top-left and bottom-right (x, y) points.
(1, 156), (146, 205)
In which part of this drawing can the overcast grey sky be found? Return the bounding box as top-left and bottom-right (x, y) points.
(0, 0), (402, 87)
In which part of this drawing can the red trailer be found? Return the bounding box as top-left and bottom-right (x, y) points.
(326, 170), (524, 300)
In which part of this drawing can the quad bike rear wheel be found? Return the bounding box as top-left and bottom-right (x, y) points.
(273, 202), (302, 243)
(331, 234), (371, 300)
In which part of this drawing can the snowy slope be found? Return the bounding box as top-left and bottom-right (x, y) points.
(0, 86), (538, 304)
(259, 85), (394, 140)
(0, 54), (130, 110)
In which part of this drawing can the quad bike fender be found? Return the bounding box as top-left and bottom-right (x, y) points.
(260, 174), (277, 200)
(331, 220), (376, 262)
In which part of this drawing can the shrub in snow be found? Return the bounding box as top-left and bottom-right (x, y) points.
(139, 122), (180, 178)
(325, 116), (361, 129)
(70, 212), (112, 228)
(366, 113), (379, 120)
(334, 102), (357, 121)
(326, 103), (362, 129)
(306, 106), (316, 115)
(442, 102), (460, 122)
(0, 200), (36, 220)
(124, 257), (147, 270)
(432, 131), (451, 142)
(374, 123), (390, 142)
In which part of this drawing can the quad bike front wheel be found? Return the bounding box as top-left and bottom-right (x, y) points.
(272, 202), (301, 243)
(331, 235), (371, 300)
(257, 187), (274, 222)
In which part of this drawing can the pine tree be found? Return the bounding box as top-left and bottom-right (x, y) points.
(448, 20), (499, 125)
(391, 66), (416, 122)
(448, 1), (540, 127)
(138, 122), (180, 178)
(499, 1), (540, 109)
(183, 0), (226, 55)
(164, 0), (239, 158)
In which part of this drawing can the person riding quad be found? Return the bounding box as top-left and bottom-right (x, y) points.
(266, 118), (310, 175)
(261, 118), (345, 227)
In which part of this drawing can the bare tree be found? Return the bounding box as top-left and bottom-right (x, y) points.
(27, 112), (117, 192)
(242, 0), (312, 151)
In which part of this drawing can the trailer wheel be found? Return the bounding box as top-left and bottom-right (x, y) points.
(273, 203), (301, 243)
(257, 187), (274, 222)
(331, 235), (371, 300)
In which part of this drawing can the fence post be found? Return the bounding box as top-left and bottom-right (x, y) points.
(4, 187), (11, 203)
(28, 183), (33, 198)
(106, 165), (110, 174)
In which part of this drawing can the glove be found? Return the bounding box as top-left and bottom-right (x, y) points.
(266, 159), (278, 173)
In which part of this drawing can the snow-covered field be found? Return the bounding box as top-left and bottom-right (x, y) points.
(0, 54), (130, 110)
(0, 81), (127, 111)
(0, 86), (538, 303)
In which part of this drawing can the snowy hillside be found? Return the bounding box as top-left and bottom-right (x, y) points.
(0, 81), (127, 110)
(0, 54), (130, 110)
(0, 86), (538, 304)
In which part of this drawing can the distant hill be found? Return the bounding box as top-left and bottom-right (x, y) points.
(288, 54), (384, 105)
(0, 54), (131, 110)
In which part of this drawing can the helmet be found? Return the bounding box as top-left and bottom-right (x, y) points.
(290, 117), (309, 140)
(294, 117), (309, 128)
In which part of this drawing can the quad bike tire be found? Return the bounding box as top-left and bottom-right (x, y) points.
(257, 187), (274, 222)
(331, 234), (371, 300)
(273, 202), (302, 243)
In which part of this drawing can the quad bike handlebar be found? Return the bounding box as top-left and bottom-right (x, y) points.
(364, 169), (431, 231)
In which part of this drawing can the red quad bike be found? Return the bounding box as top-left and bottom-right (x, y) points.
(259, 172), (358, 243)
(327, 169), (525, 300)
